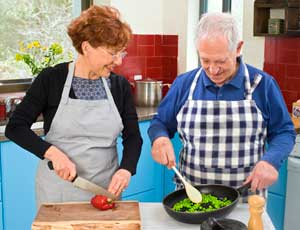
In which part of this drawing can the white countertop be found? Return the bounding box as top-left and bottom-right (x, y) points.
(139, 202), (274, 230)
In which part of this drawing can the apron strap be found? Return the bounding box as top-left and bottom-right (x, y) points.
(247, 74), (262, 99)
(61, 62), (75, 104)
(188, 68), (202, 100)
(101, 77), (121, 121)
(244, 64), (262, 100)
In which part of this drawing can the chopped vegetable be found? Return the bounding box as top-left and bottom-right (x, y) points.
(90, 195), (115, 211)
(172, 194), (232, 213)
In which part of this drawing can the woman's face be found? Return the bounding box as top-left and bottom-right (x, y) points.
(83, 42), (127, 78)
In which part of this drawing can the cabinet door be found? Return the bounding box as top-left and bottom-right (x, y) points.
(267, 192), (285, 230)
(117, 121), (164, 202)
(1, 141), (39, 230)
(268, 160), (287, 196)
(0, 203), (3, 230)
(123, 189), (157, 202)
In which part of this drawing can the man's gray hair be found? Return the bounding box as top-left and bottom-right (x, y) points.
(195, 12), (240, 52)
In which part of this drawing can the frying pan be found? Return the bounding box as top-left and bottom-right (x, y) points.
(162, 182), (251, 224)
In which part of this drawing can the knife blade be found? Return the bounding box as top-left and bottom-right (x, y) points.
(47, 161), (117, 201)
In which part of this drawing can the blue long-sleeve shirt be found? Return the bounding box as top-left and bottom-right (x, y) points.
(148, 58), (296, 170)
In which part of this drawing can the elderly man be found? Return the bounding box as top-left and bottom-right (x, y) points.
(148, 12), (295, 195)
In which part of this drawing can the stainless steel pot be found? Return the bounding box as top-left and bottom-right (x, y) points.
(132, 79), (170, 107)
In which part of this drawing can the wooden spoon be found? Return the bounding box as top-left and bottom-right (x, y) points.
(172, 166), (202, 203)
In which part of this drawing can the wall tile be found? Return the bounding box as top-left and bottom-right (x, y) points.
(286, 78), (300, 91)
(146, 67), (162, 79)
(263, 63), (275, 76)
(264, 37), (300, 112)
(162, 45), (178, 57)
(137, 45), (155, 56)
(127, 35), (138, 56)
(264, 37), (277, 64)
(137, 35), (155, 45)
(286, 64), (300, 78)
(277, 37), (300, 50)
(114, 34), (178, 90)
(162, 57), (178, 80)
(282, 90), (299, 112)
(114, 56), (146, 80)
(273, 64), (286, 90)
(146, 57), (162, 68)
(155, 35), (163, 45)
(277, 49), (299, 64)
(162, 35), (178, 45)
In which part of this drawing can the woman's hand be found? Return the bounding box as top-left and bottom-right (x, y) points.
(245, 160), (278, 191)
(152, 136), (176, 168)
(108, 169), (131, 197)
(44, 145), (76, 181)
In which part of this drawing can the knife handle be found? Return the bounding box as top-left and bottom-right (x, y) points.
(47, 161), (78, 182)
(47, 161), (54, 170)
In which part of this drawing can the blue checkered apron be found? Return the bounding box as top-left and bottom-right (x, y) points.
(176, 65), (266, 195)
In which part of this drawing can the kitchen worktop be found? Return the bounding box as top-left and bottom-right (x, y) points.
(0, 106), (158, 141)
(1, 106), (298, 141)
(139, 202), (275, 229)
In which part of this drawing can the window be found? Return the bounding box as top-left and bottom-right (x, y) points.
(0, 0), (93, 82)
(199, 0), (243, 36)
(200, 0), (231, 16)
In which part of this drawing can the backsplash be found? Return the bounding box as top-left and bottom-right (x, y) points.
(264, 37), (300, 112)
(114, 34), (178, 85)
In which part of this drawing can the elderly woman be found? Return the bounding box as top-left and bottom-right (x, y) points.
(5, 5), (142, 207)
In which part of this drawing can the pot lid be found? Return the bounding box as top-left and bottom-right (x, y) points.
(135, 78), (162, 83)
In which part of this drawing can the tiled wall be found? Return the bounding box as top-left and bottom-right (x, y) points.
(264, 37), (300, 112)
(114, 34), (178, 87)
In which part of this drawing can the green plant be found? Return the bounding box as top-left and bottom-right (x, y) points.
(15, 40), (72, 76)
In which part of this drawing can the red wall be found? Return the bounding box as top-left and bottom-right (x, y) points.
(264, 37), (300, 112)
(114, 34), (178, 86)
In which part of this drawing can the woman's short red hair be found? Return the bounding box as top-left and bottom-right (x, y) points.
(67, 5), (132, 54)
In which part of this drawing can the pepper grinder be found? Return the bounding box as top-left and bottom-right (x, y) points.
(248, 195), (265, 230)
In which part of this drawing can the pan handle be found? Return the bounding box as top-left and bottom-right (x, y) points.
(236, 181), (251, 195)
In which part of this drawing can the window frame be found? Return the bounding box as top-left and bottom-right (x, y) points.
(81, 0), (93, 11)
(199, 0), (232, 17)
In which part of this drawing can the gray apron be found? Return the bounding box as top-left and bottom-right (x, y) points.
(35, 62), (123, 208)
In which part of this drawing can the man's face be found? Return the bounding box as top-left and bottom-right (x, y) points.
(197, 36), (243, 86)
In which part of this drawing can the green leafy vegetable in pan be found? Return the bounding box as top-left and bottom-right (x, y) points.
(172, 194), (232, 213)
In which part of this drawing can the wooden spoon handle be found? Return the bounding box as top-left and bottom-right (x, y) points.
(172, 166), (186, 185)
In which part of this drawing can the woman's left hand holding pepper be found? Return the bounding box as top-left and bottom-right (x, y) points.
(108, 169), (131, 197)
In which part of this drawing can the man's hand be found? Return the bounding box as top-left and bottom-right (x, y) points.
(245, 160), (278, 191)
(151, 136), (176, 168)
(44, 145), (76, 181)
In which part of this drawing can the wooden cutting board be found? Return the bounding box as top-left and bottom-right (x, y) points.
(32, 201), (141, 230)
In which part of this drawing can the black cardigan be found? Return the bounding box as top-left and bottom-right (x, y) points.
(5, 62), (142, 175)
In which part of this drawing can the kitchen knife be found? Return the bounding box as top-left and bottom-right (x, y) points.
(47, 161), (117, 201)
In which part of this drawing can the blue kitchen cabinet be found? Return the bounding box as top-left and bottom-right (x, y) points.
(0, 144), (3, 230)
(118, 120), (164, 202)
(0, 140), (39, 230)
(267, 160), (287, 230)
(0, 120), (165, 230)
(0, 207), (3, 230)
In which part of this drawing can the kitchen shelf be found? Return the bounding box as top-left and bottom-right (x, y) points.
(254, 0), (300, 36)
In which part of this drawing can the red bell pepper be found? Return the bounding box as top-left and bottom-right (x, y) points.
(90, 195), (115, 211)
